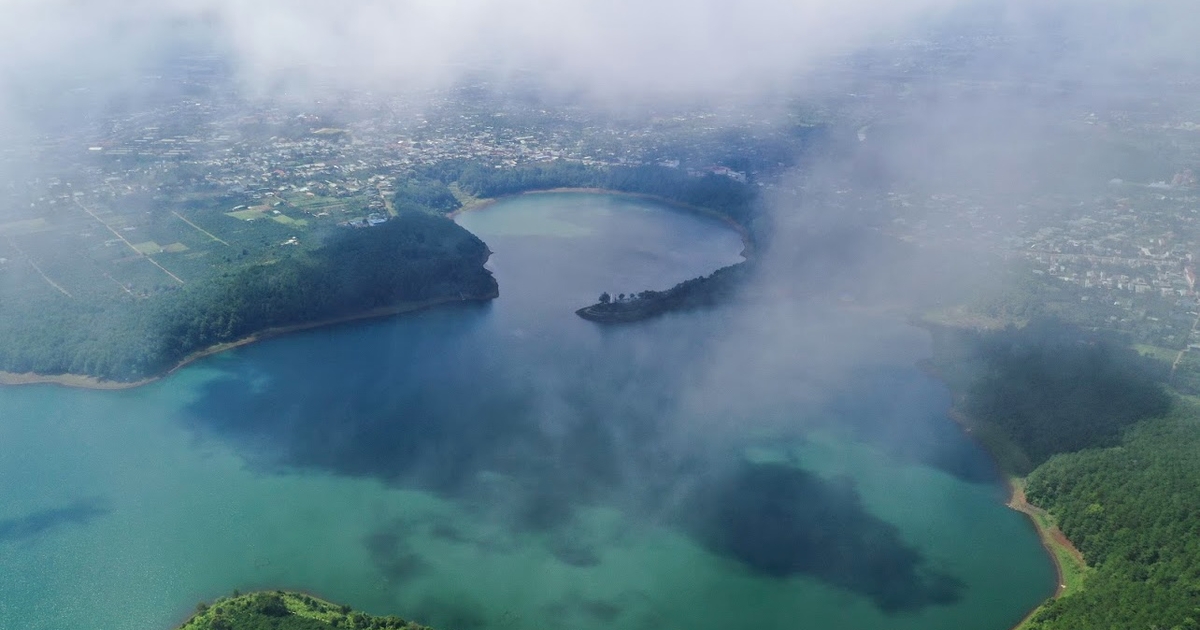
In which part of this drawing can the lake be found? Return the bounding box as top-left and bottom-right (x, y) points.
(0, 193), (1054, 630)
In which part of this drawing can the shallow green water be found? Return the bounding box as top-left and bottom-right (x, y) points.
(0, 193), (1054, 630)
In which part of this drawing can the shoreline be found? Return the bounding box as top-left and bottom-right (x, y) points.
(0, 291), (496, 392)
(448, 187), (757, 259)
(920, 364), (1085, 630)
(4, 187), (745, 393)
(945, 405), (1080, 630)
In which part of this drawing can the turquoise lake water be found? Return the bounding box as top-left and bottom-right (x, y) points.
(0, 193), (1054, 630)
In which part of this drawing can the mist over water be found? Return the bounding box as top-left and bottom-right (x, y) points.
(0, 194), (1053, 630)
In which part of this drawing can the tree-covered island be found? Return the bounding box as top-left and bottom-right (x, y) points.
(178, 591), (432, 630)
(577, 263), (752, 323)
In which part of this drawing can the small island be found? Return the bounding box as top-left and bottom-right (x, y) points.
(178, 591), (432, 630)
(576, 262), (751, 323)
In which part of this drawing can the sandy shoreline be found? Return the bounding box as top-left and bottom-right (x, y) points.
(913, 350), (1081, 629)
(941, 404), (1080, 630)
(0, 292), (496, 392)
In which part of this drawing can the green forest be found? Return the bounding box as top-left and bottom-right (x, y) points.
(179, 591), (432, 630)
(0, 213), (496, 381)
(925, 319), (1171, 473)
(929, 318), (1200, 629)
(1023, 410), (1200, 630)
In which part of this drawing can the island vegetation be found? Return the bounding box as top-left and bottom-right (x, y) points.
(178, 591), (432, 630)
(577, 262), (751, 323)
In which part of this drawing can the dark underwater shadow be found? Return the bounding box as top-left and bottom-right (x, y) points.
(677, 461), (964, 613)
(181, 302), (972, 614)
(0, 500), (109, 545)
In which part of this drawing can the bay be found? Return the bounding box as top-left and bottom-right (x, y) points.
(0, 193), (1054, 630)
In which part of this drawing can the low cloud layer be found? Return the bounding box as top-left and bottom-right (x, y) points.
(1, 0), (965, 109)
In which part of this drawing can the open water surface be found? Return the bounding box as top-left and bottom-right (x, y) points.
(0, 193), (1054, 630)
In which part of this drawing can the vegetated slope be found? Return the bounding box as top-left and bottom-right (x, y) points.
(179, 591), (432, 630)
(1021, 410), (1200, 630)
(926, 317), (1200, 629)
(926, 318), (1171, 473)
(0, 213), (496, 382)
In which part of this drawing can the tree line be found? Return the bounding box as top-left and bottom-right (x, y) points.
(1022, 410), (1200, 630)
(0, 213), (496, 382)
(453, 161), (759, 227)
(926, 318), (1171, 473)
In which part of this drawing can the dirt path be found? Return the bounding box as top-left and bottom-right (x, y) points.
(1007, 483), (1086, 595)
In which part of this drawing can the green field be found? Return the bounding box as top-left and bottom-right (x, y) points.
(226, 208), (268, 221)
(1134, 343), (1179, 363)
(0, 217), (51, 235)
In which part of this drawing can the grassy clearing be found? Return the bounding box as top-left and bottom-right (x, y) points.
(226, 208), (267, 221)
(919, 305), (1020, 331)
(0, 218), (51, 235)
(271, 215), (308, 227)
(1009, 477), (1091, 630)
(162, 242), (190, 253)
(286, 194), (346, 211)
(132, 241), (164, 255)
(447, 182), (492, 212)
(1135, 343), (1179, 363)
(1034, 510), (1090, 595)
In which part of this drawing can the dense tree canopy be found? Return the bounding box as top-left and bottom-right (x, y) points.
(180, 591), (431, 630)
(1023, 411), (1200, 630)
(578, 262), (751, 323)
(928, 319), (1171, 472)
(456, 162), (758, 225)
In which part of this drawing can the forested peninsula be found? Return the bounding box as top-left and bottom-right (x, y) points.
(0, 213), (496, 385)
(923, 318), (1200, 630)
(178, 591), (432, 630)
(0, 162), (760, 384)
